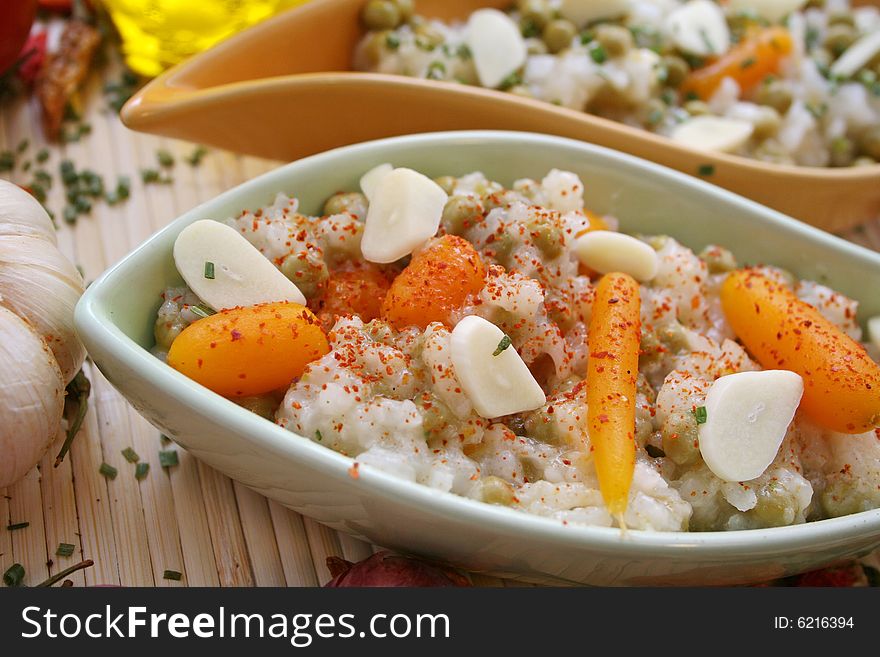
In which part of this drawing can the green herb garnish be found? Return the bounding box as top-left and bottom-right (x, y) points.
(135, 462), (150, 481)
(740, 56), (756, 69)
(36, 148), (49, 163)
(56, 368), (91, 468)
(589, 43), (608, 64)
(159, 450), (179, 468)
(99, 462), (118, 480)
(6, 522), (30, 531)
(492, 335), (512, 356)
(0, 150), (15, 172)
(16, 139), (29, 153)
(694, 406), (708, 425)
(426, 61), (446, 80)
(163, 570), (182, 581)
(697, 163), (715, 177)
(385, 33), (401, 50)
(190, 304), (216, 319)
(3, 564), (25, 587)
(56, 543), (76, 558)
(699, 28), (715, 54)
(121, 447), (140, 463)
(315, 430), (323, 442)
(204, 261), (215, 279)
(498, 71), (523, 91)
(157, 149), (175, 168)
(185, 145), (208, 167)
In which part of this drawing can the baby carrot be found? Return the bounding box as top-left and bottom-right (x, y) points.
(721, 270), (880, 434)
(381, 234), (486, 330)
(168, 301), (330, 398)
(587, 272), (641, 518)
(681, 27), (794, 100)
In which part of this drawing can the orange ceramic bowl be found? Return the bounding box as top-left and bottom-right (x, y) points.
(122, 0), (880, 232)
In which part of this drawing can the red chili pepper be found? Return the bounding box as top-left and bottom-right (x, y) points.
(0, 0), (37, 75)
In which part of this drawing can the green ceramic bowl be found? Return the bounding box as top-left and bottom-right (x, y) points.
(75, 131), (880, 586)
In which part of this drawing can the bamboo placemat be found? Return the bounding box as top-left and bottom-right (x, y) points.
(1, 65), (878, 588)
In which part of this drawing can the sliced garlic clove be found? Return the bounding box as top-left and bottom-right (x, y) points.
(573, 231), (659, 282)
(558, 0), (631, 26)
(726, 0), (808, 23)
(830, 30), (880, 79)
(450, 315), (546, 418)
(868, 316), (880, 351)
(665, 0), (730, 57)
(173, 220), (306, 310)
(465, 9), (527, 89)
(361, 167), (447, 263)
(698, 370), (804, 483)
(360, 162), (393, 201)
(670, 115), (754, 153)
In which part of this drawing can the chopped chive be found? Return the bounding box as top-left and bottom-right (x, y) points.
(157, 149), (174, 168)
(163, 570), (182, 581)
(190, 304), (216, 319)
(6, 522), (30, 531)
(16, 138), (29, 153)
(697, 163), (715, 177)
(121, 447), (140, 463)
(699, 28), (715, 54)
(739, 56), (756, 70)
(159, 434), (172, 445)
(498, 71), (522, 91)
(36, 148), (49, 163)
(3, 563), (25, 587)
(185, 145), (208, 167)
(694, 406), (708, 425)
(426, 61), (446, 80)
(159, 450), (179, 468)
(385, 33), (400, 50)
(0, 151), (14, 171)
(63, 205), (78, 225)
(204, 261), (215, 279)
(492, 335), (512, 357)
(56, 543), (76, 558)
(141, 168), (160, 183)
(99, 462), (118, 480)
(315, 430), (323, 442)
(589, 43), (608, 64)
(135, 462), (150, 481)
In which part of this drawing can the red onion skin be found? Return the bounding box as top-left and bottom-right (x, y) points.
(325, 552), (470, 587)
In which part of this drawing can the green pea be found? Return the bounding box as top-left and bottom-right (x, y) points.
(755, 80), (793, 114)
(542, 19), (577, 54)
(281, 250), (329, 299)
(698, 245), (737, 274)
(517, 0), (552, 30)
(441, 195), (483, 235)
(824, 24), (856, 57)
(827, 11), (855, 27)
(361, 0), (402, 31)
(661, 411), (700, 466)
(480, 476), (516, 506)
(323, 191), (368, 218)
(527, 217), (563, 258)
(595, 24), (633, 57)
(391, 0), (414, 22)
(750, 480), (796, 527)
(661, 55), (690, 88)
(830, 136), (855, 167)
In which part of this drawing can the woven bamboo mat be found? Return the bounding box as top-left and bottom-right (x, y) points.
(1, 65), (878, 588)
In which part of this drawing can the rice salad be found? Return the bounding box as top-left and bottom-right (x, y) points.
(355, 0), (880, 167)
(156, 165), (880, 533)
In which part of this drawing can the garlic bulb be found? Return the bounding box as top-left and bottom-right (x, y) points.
(0, 178), (85, 488)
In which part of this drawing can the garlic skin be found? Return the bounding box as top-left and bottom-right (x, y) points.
(0, 179), (86, 488)
(0, 307), (65, 488)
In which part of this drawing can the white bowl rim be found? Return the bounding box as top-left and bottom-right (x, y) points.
(75, 129), (880, 558)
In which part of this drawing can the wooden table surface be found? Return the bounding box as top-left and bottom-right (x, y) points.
(1, 63), (878, 588)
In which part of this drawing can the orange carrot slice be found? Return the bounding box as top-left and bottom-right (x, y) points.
(312, 263), (392, 329)
(587, 272), (641, 517)
(721, 270), (880, 434)
(681, 27), (794, 100)
(168, 302), (329, 398)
